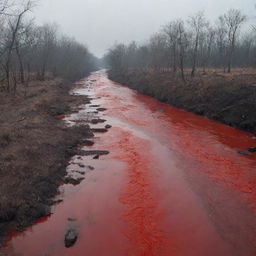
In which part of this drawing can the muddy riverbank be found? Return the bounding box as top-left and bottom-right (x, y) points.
(0, 78), (92, 237)
(108, 69), (256, 134)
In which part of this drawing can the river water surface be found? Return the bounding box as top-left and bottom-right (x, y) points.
(1, 70), (256, 256)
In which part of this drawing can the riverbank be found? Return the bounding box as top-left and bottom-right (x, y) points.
(108, 69), (256, 134)
(0, 78), (92, 238)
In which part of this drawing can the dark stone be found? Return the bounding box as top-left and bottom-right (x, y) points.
(64, 176), (84, 185)
(80, 139), (94, 146)
(89, 105), (100, 107)
(248, 147), (256, 153)
(78, 163), (85, 168)
(65, 228), (78, 248)
(105, 124), (112, 129)
(93, 155), (100, 159)
(237, 150), (251, 155)
(75, 170), (85, 175)
(68, 217), (77, 222)
(91, 128), (108, 133)
(96, 108), (107, 112)
(91, 119), (106, 124)
(78, 150), (109, 156)
(91, 119), (98, 124)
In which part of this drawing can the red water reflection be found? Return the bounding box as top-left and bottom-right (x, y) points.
(1, 70), (256, 256)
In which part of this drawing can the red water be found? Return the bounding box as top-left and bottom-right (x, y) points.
(1, 70), (256, 256)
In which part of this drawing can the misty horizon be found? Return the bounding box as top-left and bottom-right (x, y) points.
(34, 0), (256, 57)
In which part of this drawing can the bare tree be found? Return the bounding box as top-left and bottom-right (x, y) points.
(106, 9), (253, 80)
(215, 17), (227, 70)
(202, 26), (215, 72)
(221, 9), (246, 73)
(106, 43), (126, 71)
(149, 33), (168, 70)
(177, 20), (187, 81)
(4, 0), (33, 92)
(188, 11), (208, 77)
(14, 19), (35, 84)
(163, 21), (179, 72)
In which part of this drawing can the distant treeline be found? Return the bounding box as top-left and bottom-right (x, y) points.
(105, 9), (253, 79)
(0, 0), (98, 94)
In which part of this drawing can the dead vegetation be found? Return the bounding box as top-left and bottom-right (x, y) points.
(0, 78), (91, 234)
(109, 68), (256, 134)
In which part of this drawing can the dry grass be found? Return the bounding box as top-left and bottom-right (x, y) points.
(109, 68), (256, 134)
(0, 78), (91, 233)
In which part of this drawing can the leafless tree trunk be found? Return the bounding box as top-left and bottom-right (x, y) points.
(221, 9), (246, 73)
(189, 12), (207, 77)
(163, 21), (179, 73)
(15, 40), (25, 83)
(177, 20), (186, 82)
(5, 1), (33, 92)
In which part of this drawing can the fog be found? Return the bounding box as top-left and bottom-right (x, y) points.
(34, 0), (255, 57)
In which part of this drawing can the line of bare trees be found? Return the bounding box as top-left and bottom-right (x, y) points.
(0, 0), (97, 94)
(106, 9), (250, 80)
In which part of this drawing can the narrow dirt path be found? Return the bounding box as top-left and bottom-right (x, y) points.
(1, 70), (256, 256)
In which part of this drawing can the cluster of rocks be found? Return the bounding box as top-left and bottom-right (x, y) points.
(65, 228), (78, 248)
(63, 79), (113, 249)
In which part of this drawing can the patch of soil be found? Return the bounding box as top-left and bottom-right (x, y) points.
(0, 78), (92, 237)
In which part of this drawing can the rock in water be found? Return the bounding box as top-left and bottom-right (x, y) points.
(91, 118), (106, 124)
(237, 150), (251, 155)
(81, 139), (94, 146)
(65, 229), (78, 247)
(68, 217), (77, 222)
(248, 147), (256, 153)
(64, 176), (84, 185)
(96, 107), (107, 112)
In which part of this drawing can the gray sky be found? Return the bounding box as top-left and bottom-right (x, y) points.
(34, 0), (255, 57)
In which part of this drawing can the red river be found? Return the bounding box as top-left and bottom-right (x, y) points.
(1, 70), (256, 256)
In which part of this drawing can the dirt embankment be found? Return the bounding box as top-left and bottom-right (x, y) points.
(0, 78), (92, 237)
(108, 69), (256, 134)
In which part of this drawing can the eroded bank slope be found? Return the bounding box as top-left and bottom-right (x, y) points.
(108, 69), (256, 134)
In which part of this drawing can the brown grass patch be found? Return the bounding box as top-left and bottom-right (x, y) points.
(0, 78), (91, 234)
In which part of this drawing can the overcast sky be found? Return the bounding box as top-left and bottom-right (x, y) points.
(34, 0), (255, 57)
